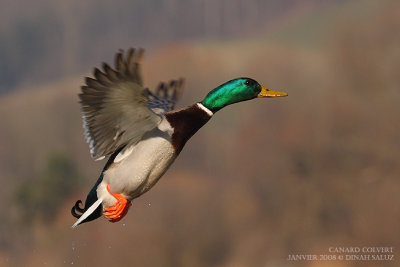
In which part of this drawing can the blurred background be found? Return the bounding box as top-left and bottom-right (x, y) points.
(0, 0), (399, 266)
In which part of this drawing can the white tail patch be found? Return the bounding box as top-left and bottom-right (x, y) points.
(72, 198), (103, 228)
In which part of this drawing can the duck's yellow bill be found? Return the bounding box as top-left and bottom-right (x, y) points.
(258, 85), (288, 98)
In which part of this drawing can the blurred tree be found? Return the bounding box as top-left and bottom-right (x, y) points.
(15, 152), (81, 224)
(0, 0), (336, 94)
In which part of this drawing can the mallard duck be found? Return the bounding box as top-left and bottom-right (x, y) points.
(71, 48), (287, 227)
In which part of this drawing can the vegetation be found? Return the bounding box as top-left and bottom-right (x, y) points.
(15, 153), (81, 224)
(0, 0), (318, 94)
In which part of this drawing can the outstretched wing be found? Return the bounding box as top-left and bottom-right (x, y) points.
(146, 78), (184, 115)
(79, 48), (161, 160)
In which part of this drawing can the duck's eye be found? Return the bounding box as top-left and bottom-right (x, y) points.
(244, 80), (254, 86)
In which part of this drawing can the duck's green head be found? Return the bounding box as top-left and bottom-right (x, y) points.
(200, 78), (287, 113)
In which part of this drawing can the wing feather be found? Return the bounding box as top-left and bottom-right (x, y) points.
(79, 49), (161, 160)
(146, 78), (184, 114)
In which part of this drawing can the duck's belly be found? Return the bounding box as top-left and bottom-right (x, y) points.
(99, 136), (177, 207)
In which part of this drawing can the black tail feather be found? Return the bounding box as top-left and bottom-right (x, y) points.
(71, 200), (84, 218)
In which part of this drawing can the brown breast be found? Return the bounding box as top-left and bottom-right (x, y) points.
(165, 104), (212, 153)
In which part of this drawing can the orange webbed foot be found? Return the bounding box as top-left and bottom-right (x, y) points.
(103, 184), (131, 222)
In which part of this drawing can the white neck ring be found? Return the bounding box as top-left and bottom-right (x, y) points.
(197, 103), (213, 116)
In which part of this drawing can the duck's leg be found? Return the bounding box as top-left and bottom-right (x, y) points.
(103, 184), (131, 222)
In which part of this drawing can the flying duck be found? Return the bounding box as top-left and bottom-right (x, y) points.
(71, 48), (287, 227)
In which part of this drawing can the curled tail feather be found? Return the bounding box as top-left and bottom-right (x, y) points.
(72, 198), (103, 228)
(71, 200), (85, 218)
